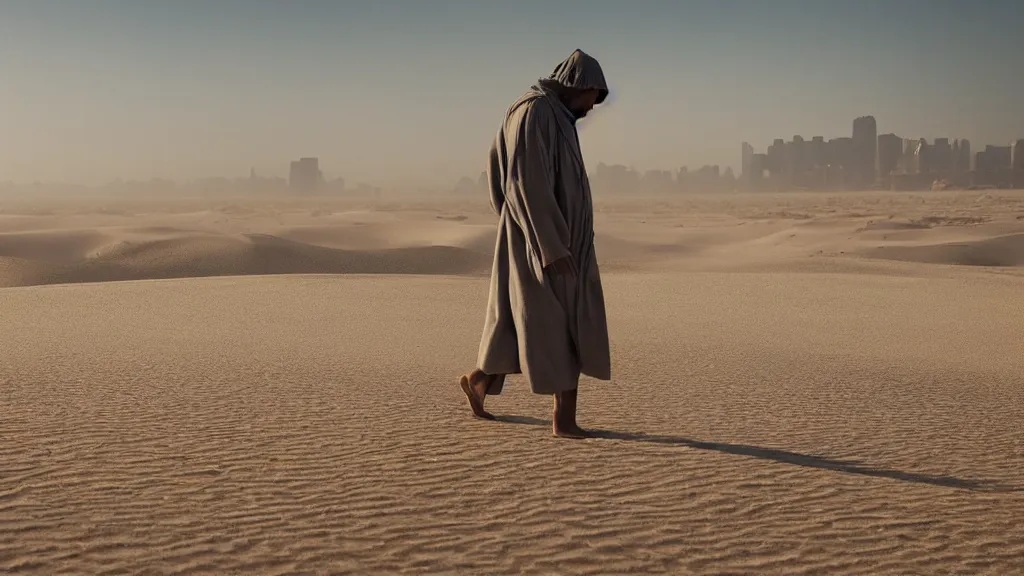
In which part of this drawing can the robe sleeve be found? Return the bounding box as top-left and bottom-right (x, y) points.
(507, 102), (571, 268)
(486, 135), (505, 216)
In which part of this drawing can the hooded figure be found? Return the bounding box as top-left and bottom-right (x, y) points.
(458, 49), (612, 439)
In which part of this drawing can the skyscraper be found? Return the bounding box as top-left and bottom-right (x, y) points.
(289, 157), (322, 194)
(741, 142), (754, 181)
(932, 138), (952, 173)
(809, 136), (826, 169)
(958, 139), (971, 172)
(1013, 140), (1024, 188)
(876, 133), (902, 179)
(852, 116), (877, 188)
(900, 138), (921, 174)
(1011, 140), (1024, 171)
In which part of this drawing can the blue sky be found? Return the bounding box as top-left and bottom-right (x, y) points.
(2, 0), (1021, 186)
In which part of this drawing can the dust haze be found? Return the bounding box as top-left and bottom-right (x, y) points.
(4, 5), (1024, 575)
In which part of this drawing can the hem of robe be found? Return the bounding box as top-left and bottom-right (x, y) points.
(482, 368), (610, 396)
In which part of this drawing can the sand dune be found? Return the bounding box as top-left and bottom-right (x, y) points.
(276, 221), (499, 254)
(2, 190), (1024, 574)
(3, 190), (1024, 287)
(863, 233), (1024, 267)
(0, 230), (115, 263)
(0, 232), (491, 287)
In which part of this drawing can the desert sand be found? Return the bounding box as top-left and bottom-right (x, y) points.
(2, 190), (1024, 575)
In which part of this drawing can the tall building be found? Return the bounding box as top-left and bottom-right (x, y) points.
(809, 136), (826, 169)
(973, 145), (1013, 187)
(932, 138), (952, 173)
(852, 116), (877, 188)
(741, 142), (754, 181)
(974, 145), (1011, 172)
(896, 138), (923, 174)
(790, 135), (806, 178)
(766, 138), (786, 182)
(958, 139), (971, 172)
(749, 153), (768, 183)
(914, 138), (931, 174)
(827, 137), (854, 167)
(876, 133), (902, 179)
(289, 157), (323, 194)
(1013, 140), (1024, 188)
(1011, 140), (1024, 170)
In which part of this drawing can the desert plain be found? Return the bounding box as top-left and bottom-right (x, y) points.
(2, 189), (1023, 575)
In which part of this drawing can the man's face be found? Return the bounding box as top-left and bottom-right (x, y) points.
(568, 89), (602, 120)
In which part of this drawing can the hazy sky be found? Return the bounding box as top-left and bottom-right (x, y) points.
(2, 0), (1022, 187)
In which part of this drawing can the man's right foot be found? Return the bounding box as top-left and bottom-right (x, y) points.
(552, 388), (589, 439)
(459, 371), (495, 420)
(552, 421), (590, 439)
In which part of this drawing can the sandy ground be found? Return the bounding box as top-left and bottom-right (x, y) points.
(2, 190), (1023, 574)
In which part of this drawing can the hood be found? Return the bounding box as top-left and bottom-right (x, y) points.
(541, 49), (609, 104)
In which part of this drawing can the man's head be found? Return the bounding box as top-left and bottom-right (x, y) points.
(561, 87), (604, 120)
(540, 49), (609, 122)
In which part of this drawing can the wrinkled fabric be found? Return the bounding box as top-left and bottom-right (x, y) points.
(477, 49), (612, 396)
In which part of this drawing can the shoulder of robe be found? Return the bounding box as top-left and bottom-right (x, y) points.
(512, 97), (557, 139)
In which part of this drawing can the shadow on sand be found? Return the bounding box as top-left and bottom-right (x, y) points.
(494, 415), (1018, 493)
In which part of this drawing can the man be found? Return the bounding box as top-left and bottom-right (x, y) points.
(459, 49), (612, 439)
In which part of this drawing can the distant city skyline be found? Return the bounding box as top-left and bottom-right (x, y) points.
(2, 0), (1023, 186)
(741, 114), (1023, 191)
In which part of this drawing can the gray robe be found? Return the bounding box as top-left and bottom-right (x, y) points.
(477, 49), (612, 396)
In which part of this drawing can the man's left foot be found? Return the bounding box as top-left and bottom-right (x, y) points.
(459, 371), (496, 420)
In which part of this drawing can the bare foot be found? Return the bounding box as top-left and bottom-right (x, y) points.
(459, 374), (495, 420)
(552, 421), (590, 439)
(552, 388), (588, 439)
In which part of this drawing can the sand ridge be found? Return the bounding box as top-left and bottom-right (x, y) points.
(3, 190), (1024, 286)
(2, 190), (1024, 574)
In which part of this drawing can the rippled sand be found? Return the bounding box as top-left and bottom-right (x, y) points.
(2, 191), (1023, 574)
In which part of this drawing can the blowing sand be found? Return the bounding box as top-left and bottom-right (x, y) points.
(2, 190), (1023, 574)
